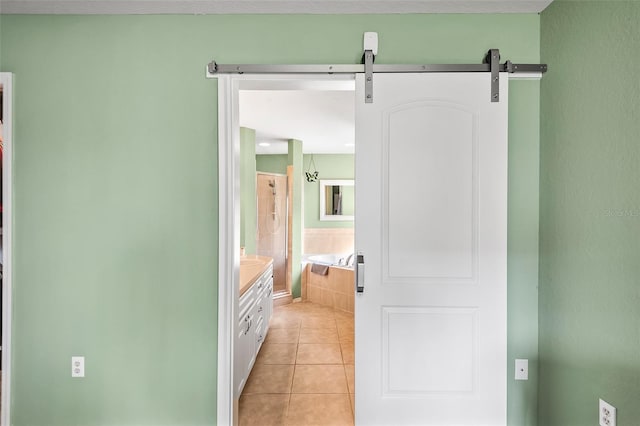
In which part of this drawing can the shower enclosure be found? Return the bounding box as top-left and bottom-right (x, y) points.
(256, 173), (288, 294)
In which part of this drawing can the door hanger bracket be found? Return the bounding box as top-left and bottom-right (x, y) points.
(363, 50), (375, 104)
(362, 32), (378, 104)
(485, 49), (500, 103)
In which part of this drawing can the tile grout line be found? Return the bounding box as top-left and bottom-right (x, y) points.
(284, 319), (301, 424)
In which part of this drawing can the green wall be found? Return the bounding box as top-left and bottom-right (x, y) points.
(304, 154), (355, 229)
(287, 140), (303, 298)
(539, 2), (640, 425)
(256, 154), (289, 175)
(240, 127), (257, 254)
(0, 14), (540, 425)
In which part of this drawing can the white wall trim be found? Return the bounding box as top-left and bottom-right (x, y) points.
(508, 72), (543, 80)
(0, 0), (554, 15)
(217, 74), (238, 426)
(1, 72), (14, 426)
(216, 73), (354, 425)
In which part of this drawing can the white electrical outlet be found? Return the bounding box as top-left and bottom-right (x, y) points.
(599, 398), (616, 426)
(515, 359), (528, 380)
(71, 356), (85, 378)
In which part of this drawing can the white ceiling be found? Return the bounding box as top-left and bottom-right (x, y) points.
(0, 0), (553, 14)
(240, 90), (355, 155)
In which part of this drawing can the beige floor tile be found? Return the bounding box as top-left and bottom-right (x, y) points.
(301, 316), (337, 329)
(299, 327), (339, 343)
(304, 302), (336, 313)
(292, 365), (348, 393)
(334, 311), (354, 321)
(286, 394), (353, 426)
(239, 303), (361, 424)
(270, 313), (302, 329)
(337, 325), (354, 343)
(344, 364), (355, 394)
(284, 302), (328, 313)
(306, 310), (336, 319)
(335, 316), (354, 326)
(239, 394), (289, 426)
(341, 342), (354, 364)
(256, 343), (297, 365)
(296, 343), (343, 364)
(243, 363), (294, 394)
(265, 327), (300, 344)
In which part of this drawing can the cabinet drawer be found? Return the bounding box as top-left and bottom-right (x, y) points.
(239, 285), (255, 320)
(254, 268), (272, 293)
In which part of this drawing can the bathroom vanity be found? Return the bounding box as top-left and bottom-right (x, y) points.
(236, 256), (274, 396)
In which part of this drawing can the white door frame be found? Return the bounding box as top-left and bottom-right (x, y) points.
(216, 74), (354, 425)
(1, 72), (14, 426)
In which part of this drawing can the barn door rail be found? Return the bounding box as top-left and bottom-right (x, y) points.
(206, 44), (547, 104)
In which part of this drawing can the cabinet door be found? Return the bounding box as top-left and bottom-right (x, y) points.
(245, 311), (257, 377)
(236, 314), (252, 396)
(236, 285), (257, 397)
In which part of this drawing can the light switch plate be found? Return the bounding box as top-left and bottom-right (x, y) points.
(515, 359), (528, 380)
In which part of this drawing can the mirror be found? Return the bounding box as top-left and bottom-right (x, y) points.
(319, 179), (354, 221)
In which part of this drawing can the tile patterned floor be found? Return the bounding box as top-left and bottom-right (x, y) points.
(239, 302), (355, 426)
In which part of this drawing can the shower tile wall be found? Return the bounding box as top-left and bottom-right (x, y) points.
(257, 173), (288, 293)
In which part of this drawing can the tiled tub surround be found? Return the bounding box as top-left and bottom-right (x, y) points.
(239, 302), (355, 426)
(303, 264), (355, 314)
(303, 228), (354, 255)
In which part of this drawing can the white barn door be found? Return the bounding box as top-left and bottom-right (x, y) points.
(354, 73), (508, 425)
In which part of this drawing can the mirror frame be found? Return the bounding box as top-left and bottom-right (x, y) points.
(319, 179), (354, 221)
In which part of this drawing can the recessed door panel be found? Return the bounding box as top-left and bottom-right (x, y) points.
(382, 307), (477, 395)
(383, 103), (477, 281)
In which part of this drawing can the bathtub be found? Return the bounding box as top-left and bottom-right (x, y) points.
(305, 253), (355, 269)
(302, 253), (355, 313)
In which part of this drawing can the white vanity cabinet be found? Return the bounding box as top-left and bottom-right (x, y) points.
(254, 267), (274, 349)
(236, 264), (273, 396)
(236, 283), (256, 396)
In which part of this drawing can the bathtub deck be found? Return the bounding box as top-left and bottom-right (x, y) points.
(303, 264), (355, 314)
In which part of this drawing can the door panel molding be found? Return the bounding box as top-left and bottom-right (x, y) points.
(381, 100), (479, 284)
(381, 306), (478, 396)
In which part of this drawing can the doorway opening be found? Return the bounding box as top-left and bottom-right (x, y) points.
(239, 85), (356, 425)
(217, 75), (356, 426)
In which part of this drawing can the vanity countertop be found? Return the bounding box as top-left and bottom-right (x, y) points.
(239, 255), (274, 296)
